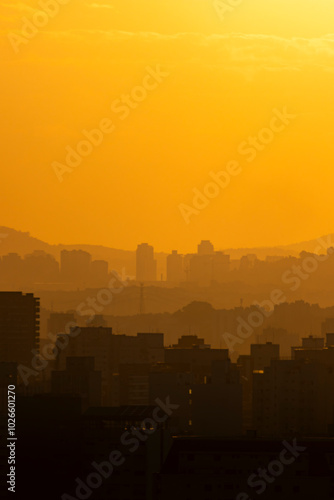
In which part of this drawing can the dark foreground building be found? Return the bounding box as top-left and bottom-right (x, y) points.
(0, 291), (40, 366)
(154, 437), (334, 500)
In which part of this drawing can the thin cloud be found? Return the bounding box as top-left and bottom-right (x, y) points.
(89, 2), (115, 8)
(0, 1), (35, 12)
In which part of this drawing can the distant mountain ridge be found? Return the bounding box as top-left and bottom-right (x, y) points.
(0, 227), (139, 275)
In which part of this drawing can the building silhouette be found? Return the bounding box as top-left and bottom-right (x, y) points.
(185, 241), (230, 286)
(136, 243), (157, 282)
(252, 359), (334, 437)
(166, 250), (184, 283)
(156, 438), (334, 500)
(197, 240), (215, 256)
(51, 356), (102, 409)
(60, 249), (91, 286)
(0, 292), (40, 366)
(90, 259), (109, 286)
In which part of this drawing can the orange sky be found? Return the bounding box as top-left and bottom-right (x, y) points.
(1, 0), (334, 253)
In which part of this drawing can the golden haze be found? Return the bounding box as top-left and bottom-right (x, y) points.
(1, 0), (334, 252)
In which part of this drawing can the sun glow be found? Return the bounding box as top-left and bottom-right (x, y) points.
(1, 0), (334, 251)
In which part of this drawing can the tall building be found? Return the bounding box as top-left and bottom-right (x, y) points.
(197, 240), (215, 256)
(165, 344), (228, 367)
(55, 326), (113, 405)
(262, 327), (299, 358)
(60, 249), (91, 286)
(252, 359), (334, 437)
(291, 334), (334, 365)
(237, 342), (279, 435)
(166, 250), (184, 283)
(250, 342), (280, 371)
(156, 438), (334, 500)
(136, 243), (157, 281)
(90, 259), (108, 286)
(149, 358), (242, 437)
(186, 242), (230, 286)
(0, 292), (40, 366)
(188, 254), (214, 286)
(55, 328), (164, 405)
(51, 356), (102, 409)
(24, 251), (59, 284)
(322, 317), (334, 336)
(212, 251), (230, 282)
(191, 360), (242, 437)
(82, 406), (170, 500)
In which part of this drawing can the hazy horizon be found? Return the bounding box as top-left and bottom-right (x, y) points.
(1, 225), (334, 255)
(3, 1), (334, 252)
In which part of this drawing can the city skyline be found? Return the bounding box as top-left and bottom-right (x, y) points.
(1, 224), (334, 255)
(2, 0), (334, 498)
